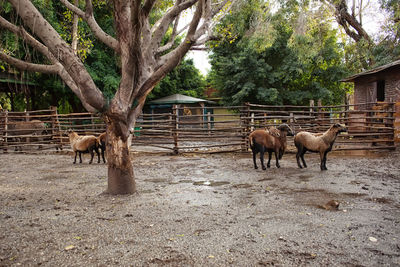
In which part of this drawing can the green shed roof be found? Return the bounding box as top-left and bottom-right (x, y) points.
(149, 94), (214, 104)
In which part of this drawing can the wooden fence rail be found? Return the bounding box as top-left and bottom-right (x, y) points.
(0, 102), (396, 153)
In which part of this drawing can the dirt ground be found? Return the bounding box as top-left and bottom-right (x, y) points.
(0, 149), (400, 266)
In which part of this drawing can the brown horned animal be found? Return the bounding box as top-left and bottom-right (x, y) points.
(98, 132), (106, 163)
(68, 131), (100, 164)
(249, 124), (294, 170)
(294, 123), (347, 171)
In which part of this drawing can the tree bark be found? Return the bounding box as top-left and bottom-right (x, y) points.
(334, 0), (371, 43)
(105, 115), (135, 194)
(71, 0), (79, 54)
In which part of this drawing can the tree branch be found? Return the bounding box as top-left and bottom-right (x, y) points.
(57, 65), (98, 113)
(127, 0), (206, 129)
(59, 0), (119, 52)
(149, 0), (198, 55)
(331, 0), (371, 43)
(156, 15), (181, 55)
(0, 52), (58, 74)
(189, 46), (208, 50)
(71, 0), (79, 54)
(0, 16), (53, 61)
(9, 0), (106, 112)
(0, 15), (99, 112)
(142, 0), (158, 17)
(0, 51), (97, 112)
(194, 0), (232, 40)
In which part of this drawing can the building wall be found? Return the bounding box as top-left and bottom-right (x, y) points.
(354, 81), (370, 105)
(351, 65), (400, 143)
(354, 66), (400, 106)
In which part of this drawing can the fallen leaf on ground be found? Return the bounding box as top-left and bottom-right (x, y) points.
(64, 245), (76, 251)
(369, 237), (378, 242)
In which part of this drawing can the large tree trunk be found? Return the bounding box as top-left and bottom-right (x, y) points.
(105, 116), (136, 194)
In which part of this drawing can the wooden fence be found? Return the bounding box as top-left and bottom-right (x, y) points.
(0, 102), (396, 153)
(243, 101), (396, 152)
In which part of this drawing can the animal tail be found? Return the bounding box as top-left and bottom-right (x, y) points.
(95, 137), (101, 149)
(293, 135), (302, 149)
(249, 135), (254, 149)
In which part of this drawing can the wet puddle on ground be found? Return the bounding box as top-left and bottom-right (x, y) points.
(144, 178), (168, 183)
(193, 181), (230, 186)
(144, 178), (253, 189)
(178, 180), (193, 183)
(232, 183), (253, 188)
(177, 179), (254, 188)
(298, 175), (312, 182)
(258, 178), (274, 182)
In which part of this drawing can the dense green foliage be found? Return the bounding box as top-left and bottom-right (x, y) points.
(208, 0), (349, 106)
(374, 0), (400, 65)
(148, 58), (206, 100)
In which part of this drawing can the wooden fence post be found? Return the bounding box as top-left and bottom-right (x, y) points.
(50, 106), (63, 151)
(309, 100), (314, 117)
(250, 113), (255, 132)
(207, 112), (211, 135)
(394, 101), (400, 144)
(289, 112), (295, 133)
(344, 93), (349, 124)
(317, 99), (322, 124)
(241, 103), (251, 152)
(3, 110), (8, 153)
(172, 104), (179, 154)
(201, 104), (206, 129)
(91, 114), (95, 133)
(25, 110), (30, 146)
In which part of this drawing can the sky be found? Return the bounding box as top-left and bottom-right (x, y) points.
(184, 0), (387, 76)
(187, 50), (211, 76)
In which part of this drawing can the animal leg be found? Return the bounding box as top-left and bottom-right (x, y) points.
(320, 151), (328, 171)
(89, 149), (94, 164)
(101, 149), (106, 163)
(79, 152), (83, 163)
(324, 151), (329, 170)
(259, 147), (266, 170)
(295, 145), (303, 168)
(267, 151), (272, 168)
(252, 150), (258, 169)
(275, 149), (280, 168)
(95, 147), (100, 163)
(300, 150), (307, 168)
(73, 152), (78, 164)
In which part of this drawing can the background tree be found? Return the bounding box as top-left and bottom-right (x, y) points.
(325, 0), (400, 69)
(209, 0), (348, 106)
(148, 58), (206, 100)
(0, 0), (235, 194)
(374, 0), (400, 65)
